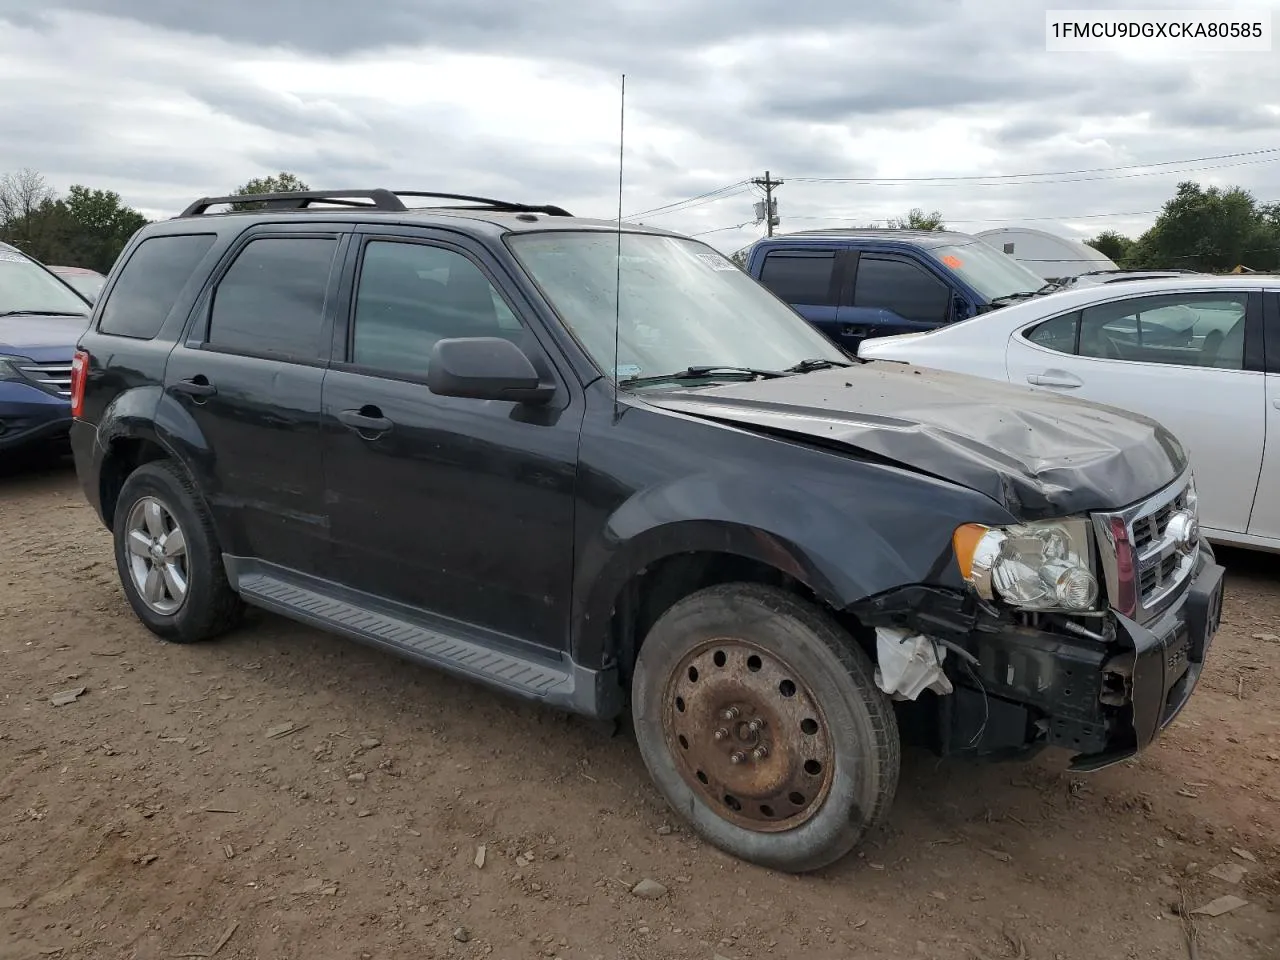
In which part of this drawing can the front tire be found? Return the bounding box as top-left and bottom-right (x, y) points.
(631, 583), (899, 873)
(111, 460), (243, 643)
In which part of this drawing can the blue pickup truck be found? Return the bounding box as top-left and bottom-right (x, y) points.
(742, 228), (1057, 352)
(0, 241), (93, 458)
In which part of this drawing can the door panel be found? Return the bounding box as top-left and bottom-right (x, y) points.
(1006, 292), (1265, 535)
(164, 230), (345, 575)
(837, 254), (952, 351)
(754, 247), (841, 344)
(1246, 291), (1280, 541)
(321, 234), (581, 650)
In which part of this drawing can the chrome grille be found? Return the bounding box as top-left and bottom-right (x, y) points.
(17, 361), (73, 397)
(1092, 469), (1198, 624)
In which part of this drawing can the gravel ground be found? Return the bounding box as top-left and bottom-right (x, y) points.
(1, 457), (1277, 960)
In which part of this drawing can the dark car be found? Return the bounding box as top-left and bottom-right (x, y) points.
(0, 241), (93, 456)
(742, 228), (1057, 352)
(69, 188), (1223, 873)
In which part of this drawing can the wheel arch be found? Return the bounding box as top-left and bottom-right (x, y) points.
(572, 520), (878, 681)
(96, 391), (213, 533)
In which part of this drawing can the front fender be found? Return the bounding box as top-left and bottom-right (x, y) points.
(570, 465), (1014, 667)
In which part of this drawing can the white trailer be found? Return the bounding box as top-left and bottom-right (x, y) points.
(974, 227), (1117, 282)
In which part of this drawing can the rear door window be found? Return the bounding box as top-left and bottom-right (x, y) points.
(757, 250), (837, 306)
(98, 234), (216, 339)
(207, 237), (338, 360)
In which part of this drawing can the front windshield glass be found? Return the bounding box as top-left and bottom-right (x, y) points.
(932, 240), (1048, 301)
(0, 249), (91, 316)
(507, 231), (847, 383)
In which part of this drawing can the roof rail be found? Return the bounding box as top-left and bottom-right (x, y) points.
(179, 189), (573, 218)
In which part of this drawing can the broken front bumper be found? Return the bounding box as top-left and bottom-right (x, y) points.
(936, 554), (1225, 768)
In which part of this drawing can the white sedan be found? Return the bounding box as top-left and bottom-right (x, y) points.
(856, 275), (1280, 553)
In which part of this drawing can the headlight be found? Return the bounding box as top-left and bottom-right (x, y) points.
(953, 518), (1099, 612)
(0, 354), (28, 381)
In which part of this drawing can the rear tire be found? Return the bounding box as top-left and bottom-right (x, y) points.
(111, 460), (243, 643)
(631, 582), (899, 873)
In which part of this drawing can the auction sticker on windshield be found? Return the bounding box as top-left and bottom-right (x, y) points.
(941, 255), (963, 269)
(695, 252), (738, 272)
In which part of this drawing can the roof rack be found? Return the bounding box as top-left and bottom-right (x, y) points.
(179, 189), (573, 218)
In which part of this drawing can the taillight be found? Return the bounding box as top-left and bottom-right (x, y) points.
(70, 349), (89, 418)
(1108, 515), (1137, 617)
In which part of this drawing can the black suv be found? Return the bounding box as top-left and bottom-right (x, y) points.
(69, 188), (1225, 873)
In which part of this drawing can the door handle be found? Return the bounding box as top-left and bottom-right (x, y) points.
(1026, 372), (1083, 388)
(173, 376), (216, 398)
(337, 407), (393, 436)
(1273, 397), (1280, 410)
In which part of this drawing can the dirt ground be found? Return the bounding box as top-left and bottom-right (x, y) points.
(1, 458), (1278, 960)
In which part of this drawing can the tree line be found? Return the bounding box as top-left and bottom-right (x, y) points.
(6, 168), (1278, 276)
(0, 170), (311, 273)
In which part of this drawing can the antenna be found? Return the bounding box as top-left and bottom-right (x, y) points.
(612, 73), (626, 418)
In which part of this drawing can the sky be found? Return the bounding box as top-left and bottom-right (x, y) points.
(0, 0), (1277, 253)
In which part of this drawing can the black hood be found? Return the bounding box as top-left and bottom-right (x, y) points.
(639, 361), (1187, 520)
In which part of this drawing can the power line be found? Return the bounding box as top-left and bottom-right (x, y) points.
(788, 147), (1280, 184)
(625, 179), (750, 220)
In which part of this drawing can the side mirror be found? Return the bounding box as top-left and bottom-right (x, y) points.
(427, 337), (554, 404)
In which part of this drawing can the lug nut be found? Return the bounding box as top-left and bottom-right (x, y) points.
(747, 718), (765, 734)
(729, 751), (747, 764)
(713, 728), (729, 741)
(721, 707), (740, 721)
(752, 744), (770, 761)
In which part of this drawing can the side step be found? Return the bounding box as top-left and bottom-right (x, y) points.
(235, 571), (619, 717)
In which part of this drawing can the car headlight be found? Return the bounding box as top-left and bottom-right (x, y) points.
(953, 518), (1099, 612)
(0, 354), (28, 381)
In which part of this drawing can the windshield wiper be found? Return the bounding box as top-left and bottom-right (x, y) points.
(0, 309), (88, 318)
(989, 283), (1060, 308)
(784, 357), (857, 373)
(619, 365), (791, 388)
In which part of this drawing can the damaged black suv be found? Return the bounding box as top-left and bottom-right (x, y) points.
(69, 189), (1224, 873)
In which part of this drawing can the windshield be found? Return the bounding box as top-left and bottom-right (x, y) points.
(932, 240), (1048, 302)
(0, 249), (91, 316)
(507, 231), (847, 384)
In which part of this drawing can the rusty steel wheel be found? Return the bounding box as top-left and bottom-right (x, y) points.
(632, 582), (900, 873)
(664, 639), (835, 832)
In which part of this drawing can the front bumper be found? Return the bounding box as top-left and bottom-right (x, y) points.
(0, 383), (72, 453)
(932, 552), (1224, 768)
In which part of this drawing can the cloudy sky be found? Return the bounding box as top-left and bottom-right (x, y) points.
(0, 0), (1276, 252)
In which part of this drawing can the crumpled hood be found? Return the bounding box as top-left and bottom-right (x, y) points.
(640, 361), (1187, 519)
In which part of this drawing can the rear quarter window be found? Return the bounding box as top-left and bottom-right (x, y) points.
(98, 234), (217, 339)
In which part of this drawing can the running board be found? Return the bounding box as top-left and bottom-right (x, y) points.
(233, 569), (621, 718)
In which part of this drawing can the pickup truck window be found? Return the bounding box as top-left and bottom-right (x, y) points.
(508, 231), (845, 381)
(351, 240), (524, 377)
(99, 234), (215, 339)
(852, 256), (949, 323)
(757, 250), (837, 306)
(207, 237), (337, 360)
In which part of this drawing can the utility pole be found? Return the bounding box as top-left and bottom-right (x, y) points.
(752, 170), (782, 236)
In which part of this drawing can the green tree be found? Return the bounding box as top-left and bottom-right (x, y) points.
(1084, 229), (1135, 266)
(59, 185), (150, 273)
(729, 246), (751, 269)
(888, 208), (945, 230)
(1128, 181), (1279, 272)
(230, 171), (311, 210)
